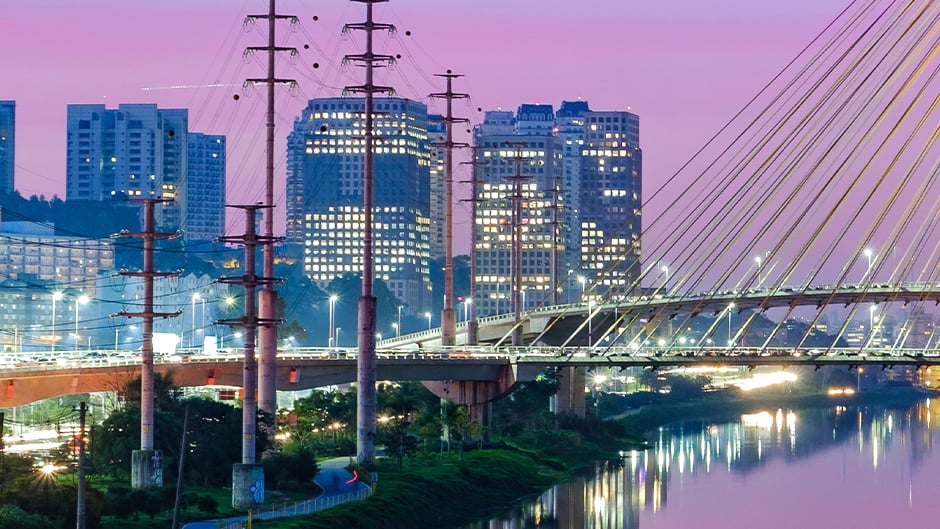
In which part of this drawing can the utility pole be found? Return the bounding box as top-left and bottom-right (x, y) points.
(461, 143), (484, 345)
(76, 402), (87, 529)
(115, 199), (180, 489)
(244, 0), (298, 416)
(218, 204), (280, 510)
(344, 0), (395, 468)
(429, 72), (469, 347)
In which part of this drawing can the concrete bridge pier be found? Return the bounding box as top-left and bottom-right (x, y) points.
(553, 367), (587, 418)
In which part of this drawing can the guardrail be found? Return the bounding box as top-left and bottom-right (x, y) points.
(214, 486), (372, 529)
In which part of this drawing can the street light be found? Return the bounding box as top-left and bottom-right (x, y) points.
(754, 255), (763, 289)
(392, 322), (399, 337)
(328, 295), (338, 347)
(51, 291), (63, 353)
(578, 275), (586, 301)
(863, 248), (874, 280)
(335, 327), (342, 346)
(74, 294), (89, 351)
(463, 298), (472, 322)
(497, 278), (504, 314)
(727, 302), (735, 346)
(191, 293), (201, 348)
(869, 305), (877, 346)
(397, 305), (403, 336)
(425, 311), (432, 330)
(660, 264), (669, 288)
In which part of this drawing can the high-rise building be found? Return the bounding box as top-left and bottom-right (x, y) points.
(428, 115), (446, 261)
(185, 134), (226, 243)
(472, 101), (642, 313)
(472, 106), (564, 316)
(287, 97), (432, 312)
(579, 110), (641, 293)
(66, 103), (224, 242)
(0, 101), (14, 193)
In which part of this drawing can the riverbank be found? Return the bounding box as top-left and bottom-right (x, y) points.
(255, 385), (936, 529)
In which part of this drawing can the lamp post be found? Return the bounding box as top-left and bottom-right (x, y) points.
(660, 264), (669, 288)
(463, 298), (472, 322)
(335, 327), (341, 346)
(74, 294), (89, 351)
(425, 312), (432, 330)
(578, 275), (586, 301)
(392, 323), (399, 337)
(397, 305), (403, 336)
(328, 295), (338, 348)
(51, 291), (63, 353)
(869, 305), (877, 346)
(863, 248), (874, 281)
(727, 302), (735, 346)
(191, 293), (201, 348)
(754, 255), (763, 289)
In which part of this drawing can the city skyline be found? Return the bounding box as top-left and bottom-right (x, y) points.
(2, 1), (848, 254)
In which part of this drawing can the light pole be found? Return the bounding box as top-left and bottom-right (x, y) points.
(51, 291), (63, 353)
(328, 295), (338, 348)
(191, 293), (201, 348)
(754, 255), (763, 288)
(397, 305), (403, 336)
(74, 294), (89, 351)
(425, 311), (432, 330)
(660, 264), (669, 289)
(869, 305), (877, 346)
(335, 327), (341, 346)
(578, 275), (586, 301)
(727, 302), (735, 346)
(392, 322), (399, 337)
(463, 298), (472, 322)
(863, 248), (874, 280)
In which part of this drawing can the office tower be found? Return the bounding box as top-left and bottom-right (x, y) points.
(579, 110), (642, 294)
(66, 103), (221, 241)
(428, 115), (446, 261)
(289, 97), (432, 312)
(186, 134), (226, 243)
(0, 101), (14, 193)
(472, 101), (642, 311)
(472, 105), (564, 316)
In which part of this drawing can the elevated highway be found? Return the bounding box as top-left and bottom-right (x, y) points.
(1, 344), (938, 408)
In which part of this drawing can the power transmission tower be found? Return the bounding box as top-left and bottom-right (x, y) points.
(114, 198), (181, 489)
(217, 204), (281, 510)
(343, 0), (396, 469)
(244, 0), (298, 415)
(429, 71), (469, 347)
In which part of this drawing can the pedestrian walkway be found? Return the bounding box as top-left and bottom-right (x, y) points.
(181, 457), (371, 529)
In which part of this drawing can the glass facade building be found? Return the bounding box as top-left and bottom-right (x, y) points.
(287, 97), (433, 312)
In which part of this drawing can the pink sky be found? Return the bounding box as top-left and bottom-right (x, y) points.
(2, 0), (849, 254)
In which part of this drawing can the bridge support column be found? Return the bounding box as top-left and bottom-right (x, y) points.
(553, 367), (586, 418)
(232, 463), (264, 510)
(131, 449), (162, 489)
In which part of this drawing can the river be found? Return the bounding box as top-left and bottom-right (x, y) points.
(459, 397), (940, 528)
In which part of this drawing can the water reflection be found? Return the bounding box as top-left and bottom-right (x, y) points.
(460, 398), (939, 528)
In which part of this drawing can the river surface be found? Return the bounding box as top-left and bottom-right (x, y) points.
(460, 397), (940, 528)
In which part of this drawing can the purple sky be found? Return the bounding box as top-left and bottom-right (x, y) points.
(3, 0), (849, 254)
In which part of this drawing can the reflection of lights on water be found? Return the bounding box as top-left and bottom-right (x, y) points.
(736, 371), (798, 391)
(741, 411), (775, 429)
